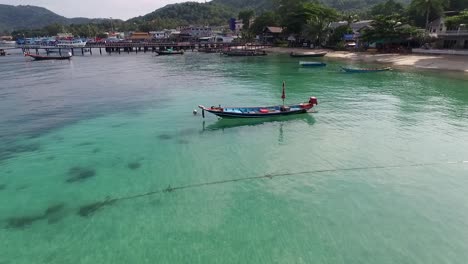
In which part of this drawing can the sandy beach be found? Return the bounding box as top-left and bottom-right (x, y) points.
(265, 47), (468, 73)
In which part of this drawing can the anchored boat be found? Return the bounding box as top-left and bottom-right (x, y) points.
(223, 49), (267, 56)
(290, 51), (327, 58)
(341, 66), (392, 73)
(299, 61), (326, 67)
(199, 82), (318, 118)
(156, 49), (184, 55)
(25, 52), (72, 61)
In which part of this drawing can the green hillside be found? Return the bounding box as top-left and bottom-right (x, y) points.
(0, 4), (100, 32)
(128, 2), (236, 26)
(130, 0), (412, 27)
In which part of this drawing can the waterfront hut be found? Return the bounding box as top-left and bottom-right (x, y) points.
(261, 27), (286, 44)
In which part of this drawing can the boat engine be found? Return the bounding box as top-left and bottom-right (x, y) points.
(309, 97), (318, 106)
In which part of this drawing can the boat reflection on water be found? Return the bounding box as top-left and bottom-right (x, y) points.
(202, 113), (316, 132)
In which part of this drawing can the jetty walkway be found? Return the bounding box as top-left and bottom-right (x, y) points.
(16, 42), (272, 56)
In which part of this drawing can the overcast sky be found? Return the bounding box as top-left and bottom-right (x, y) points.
(1, 0), (206, 20)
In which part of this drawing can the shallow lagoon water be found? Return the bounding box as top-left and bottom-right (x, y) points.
(1, 50), (468, 263)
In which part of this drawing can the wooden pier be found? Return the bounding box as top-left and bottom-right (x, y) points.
(18, 42), (272, 56)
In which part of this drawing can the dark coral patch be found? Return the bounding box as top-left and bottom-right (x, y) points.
(66, 167), (96, 183)
(44, 203), (65, 216)
(44, 203), (66, 225)
(92, 148), (101, 154)
(76, 142), (94, 147)
(0, 143), (41, 162)
(111, 123), (127, 128)
(177, 139), (190, 145)
(78, 198), (116, 217)
(128, 162), (141, 170)
(6, 215), (44, 229)
(16, 185), (29, 191)
(178, 128), (198, 136)
(157, 134), (172, 140)
(52, 135), (64, 141)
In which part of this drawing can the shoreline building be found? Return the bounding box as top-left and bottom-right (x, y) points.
(180, 26), (213, 38)
(428, 12), (468, 50)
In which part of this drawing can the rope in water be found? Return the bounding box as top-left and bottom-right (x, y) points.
(111, 160), (468, 203)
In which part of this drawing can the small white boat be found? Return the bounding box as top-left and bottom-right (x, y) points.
(56, 39), (87, 48)
(0, 40), (16, 47)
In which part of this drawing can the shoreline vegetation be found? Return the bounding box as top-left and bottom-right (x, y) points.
(265, 47), (468, 73)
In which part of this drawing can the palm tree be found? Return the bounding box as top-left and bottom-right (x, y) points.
(410, 0), (448, 30)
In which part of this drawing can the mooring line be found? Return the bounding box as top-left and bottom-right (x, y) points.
(110, 160), (468, 204)
(3, 160), (467, 228)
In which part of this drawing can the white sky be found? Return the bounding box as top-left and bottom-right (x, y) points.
(1, 0), (207, 20)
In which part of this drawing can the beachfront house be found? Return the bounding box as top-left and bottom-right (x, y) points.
(261, 26), (286, 44)
(428, 12), (468, 50)
(329, 20), (373, 48)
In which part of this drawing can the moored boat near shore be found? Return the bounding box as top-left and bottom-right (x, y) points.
(290, 51), (327, 57)
(341, 66), (392, 73)
(299, 61), (327, 67)
(24, 52), (72, 61)
(198, 97), (318, 118)
(223, 49), (267, 56)
(156, 50), (184, 55)
(199, 81), (318, 118)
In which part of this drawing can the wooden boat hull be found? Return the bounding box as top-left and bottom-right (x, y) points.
(26, 54), (71, 60)
(204, 108), (308, 118)
(156, 51), (184, 55)
(224, 50), (267, 56)
(290, 52), (327, 58)
(300, 62), (326, 67)
(199, 97), (318, 119)
(342, 67), (391, 73)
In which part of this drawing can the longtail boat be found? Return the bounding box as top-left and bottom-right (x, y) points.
(290, 51), (327, 58)
(341, 66), (392, 73)
(223, 50), (267, 56)
(156, 50), (184, 55)
(198, 82), (318, 118)
(25, 53), (72, 61)
(299, 61), (326, 67)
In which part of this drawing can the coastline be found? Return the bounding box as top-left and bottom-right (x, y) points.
(265, 47), (468, 73)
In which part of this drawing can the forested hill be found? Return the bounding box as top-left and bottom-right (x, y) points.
(213, 0), (412, 12)
(128, 2), (236, 28)
(0, 4), (101, 32)
(131, 0), (413, 27)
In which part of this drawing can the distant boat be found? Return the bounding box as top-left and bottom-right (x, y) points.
(156, 50), (184, 55)
(56, 39), (87, 48)
(25, 52), (72, 61)
(299, 61), (326, 67)
(0, 49), (6, 56)
(198, 82), (318, 118)
(341, 66), (392, 73)
(223, 50), (267, 56)
(290, 51), (327, 57)
(0, 40), (16, 47)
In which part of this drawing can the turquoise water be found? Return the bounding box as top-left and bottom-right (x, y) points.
(1, 50), (468, 263)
